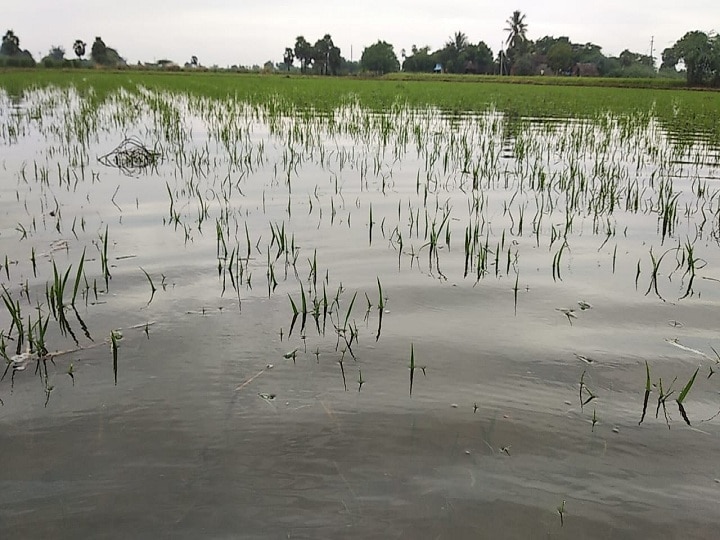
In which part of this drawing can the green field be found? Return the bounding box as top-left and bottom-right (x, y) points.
(2, 70), (719, 136)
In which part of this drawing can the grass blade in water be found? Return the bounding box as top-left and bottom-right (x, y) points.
(639, 360), (651, 425)
(676, 367), (699, 426)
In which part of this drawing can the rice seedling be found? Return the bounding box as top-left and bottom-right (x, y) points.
(638, 247), (672, 302)
(375, 277), (384, 341)
(110, 330), (122, 385)
(579, 370), (596, 410)
(30, 247), (37, 278)
(655, 377), (675, 428)
(71, 248), (86, 307)
(639, 361), (651, 425)
(369, 203), (373, 246)
(409, 343), (415, 397)
(100, 225), (111, 290)
(676, 367), (699, 426)
(139, 267), (157, 305)
(338, 354), (347, 391)
(552, 241), (569, 282)
(2, 287), (25, 355)
(557, 500), (566, 527)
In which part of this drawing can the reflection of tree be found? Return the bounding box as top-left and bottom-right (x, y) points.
(1, 29), (21, 56)
(73, 40), (86, 60)
(282, 48), (294, 71)
(91, 36), (108, 64)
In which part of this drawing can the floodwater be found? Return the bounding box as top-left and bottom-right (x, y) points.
(1, 84), (720, 539)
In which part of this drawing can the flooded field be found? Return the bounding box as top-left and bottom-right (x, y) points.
(1, 75), (720, 538)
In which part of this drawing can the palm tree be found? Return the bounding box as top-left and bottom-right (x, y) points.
(1, 30), (21, 56)
(294, 36), (312, 73)
(446, 31), (469, 53)
(504, 10), (528, 50)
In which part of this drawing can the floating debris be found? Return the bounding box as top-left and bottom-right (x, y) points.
(665, 338), (712, 360)
(10, 351), (38, 371)
(258, 392), (276, 401)
(283, 349), (298, 364)
(577, 300), (593, 310)
(98, 136), (162, 176)
(556, 308), (577, 325)
(574, 353), (594, 364)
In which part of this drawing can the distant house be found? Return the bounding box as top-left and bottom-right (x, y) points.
(464, 60), (478, 74)
(433, 63), (443, 73)
(572, 63), (599, 77)
(157, 59), (179, 70)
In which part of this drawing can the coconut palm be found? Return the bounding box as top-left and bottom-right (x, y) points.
(504, 10), (528, 50)
(447, 31), (469, 53)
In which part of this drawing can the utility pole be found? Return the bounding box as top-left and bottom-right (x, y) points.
(499, 42), (504, 75)
(649, 36), (654, 66)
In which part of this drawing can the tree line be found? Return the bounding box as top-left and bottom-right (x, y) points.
(2, 11), (720, 87)
(282, 12), (720, 87)
(0, 31), (124, 69)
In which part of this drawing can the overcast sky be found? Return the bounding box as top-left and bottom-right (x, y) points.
(5, 1), (718, 67)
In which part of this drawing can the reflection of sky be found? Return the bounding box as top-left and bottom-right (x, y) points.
(2, 86), (719, 311)
(3, 83), (720, 540)
(5, 1), (719, 67)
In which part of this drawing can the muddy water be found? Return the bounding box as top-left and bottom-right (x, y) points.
(1, 86), (720, 539)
